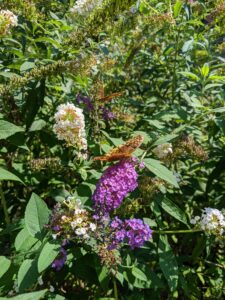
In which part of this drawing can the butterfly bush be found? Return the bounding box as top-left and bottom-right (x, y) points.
(109, 217), (152, 249)
(191, 207), (225, 236)
(70, 0), (103, 16)
(92, 158), (139, 215)
(153, 143), (173, 159)
(53, 103), (87, 158)
(0, 10), (17, 36)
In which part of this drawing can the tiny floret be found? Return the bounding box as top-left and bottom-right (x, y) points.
(153, 143), (173, 159)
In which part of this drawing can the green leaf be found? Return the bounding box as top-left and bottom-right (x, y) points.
(35, 37), (61, 49)
(0, 256), (11, 278)
(96, 265), (110, 290)
(29, 119), (47, 132)
(179, 71), (199, 81)
(20, 61), (36, 72)
(15, 227), (38, 252)
(173, 0), (183, 18)
(158, 235), (178, 291)
(153, 134), (178, 146)
(0, 167), (24, 183)
(144, 158), (179, 187)
(132, 267), (147, 282)
(25, 193), (49, 237)
(0, 120), (24, 140)
(38, 242), (60, 273)
(18, 259), (39, 291)
(201, 63), (209, 78)
(0, 71), (20, 79)
(155, 195), (187, 225)
(0, 290), (47, 300)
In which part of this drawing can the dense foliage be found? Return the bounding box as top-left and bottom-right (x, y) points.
(0, 0), (225, 299)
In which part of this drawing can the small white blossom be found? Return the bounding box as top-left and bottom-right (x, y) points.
(49, 285), (55, 293)
(89, 223), (96, 231)
(75, 227), (87, 236)
(38, 276), (44, 286)
(53, 103), (87, 158)
(76, 218), (83, 224)
(191, 207), (225, 236)
(153, 143), (173, 159)
(70, 0), (103, 17)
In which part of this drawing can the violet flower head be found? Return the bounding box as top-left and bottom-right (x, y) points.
(102, 107), (115, 121)
(92, 159), (138, 215)
(52, 247), (67, 271)
(77, 94), (94, 112)
(124, 218), (152, 249)
(109, 217), (152, 249)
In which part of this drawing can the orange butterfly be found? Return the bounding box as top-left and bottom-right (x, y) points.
(96, 84), (124, 103)
(94, 135), (144, 162)
(98, 91), (124, 103)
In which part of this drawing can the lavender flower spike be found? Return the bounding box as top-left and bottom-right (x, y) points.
(92, 159), (138, 215)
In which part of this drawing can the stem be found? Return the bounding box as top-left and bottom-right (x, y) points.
(153, 229), (202, 234)
(172, 8), (185, 101)
(0, 183), (10, 224)
(113, 278), (119, 300)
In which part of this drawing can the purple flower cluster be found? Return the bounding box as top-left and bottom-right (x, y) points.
(109, 217), (152, 249)
(92, 159), (138, 215)
(52, 247), (67, 271)
(102, 107), (115, 121)
(77, 94), (94, 111)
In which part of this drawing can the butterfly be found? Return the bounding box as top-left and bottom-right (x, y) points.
(96, 84), (124, 103)
(94, 135), (144, 162)
(98, 91), (124, 103)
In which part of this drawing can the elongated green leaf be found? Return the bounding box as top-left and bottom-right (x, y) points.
(201, 63), (209, 78)
(25, 193), (49, 237)
(0, 290), (47, 300)
(144, 158), (179, 187)
(0, 167), (23, 183)
(173, 0), (183, 18)
(15, 227), (38, 251)
(38, 242), (60, 273)
(35, 37), (61, 48)
(0, 256), (11, 278)
(155, 195), (187, 225)
(179, 71), (199, 81)
(0, 120), (24, 140)
(18, 259), (39, 291)
(158, 235), (178, 291)
(132, 267), (147, 282)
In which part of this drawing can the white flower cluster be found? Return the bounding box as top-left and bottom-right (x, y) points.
(0, 10), (18, 36)
(70, 0), (103, 17)
(53, 103), (87, 158)
(191, 207), (225, 236)
(70, 199), (96, 239)
(153, 143), (173, 159)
